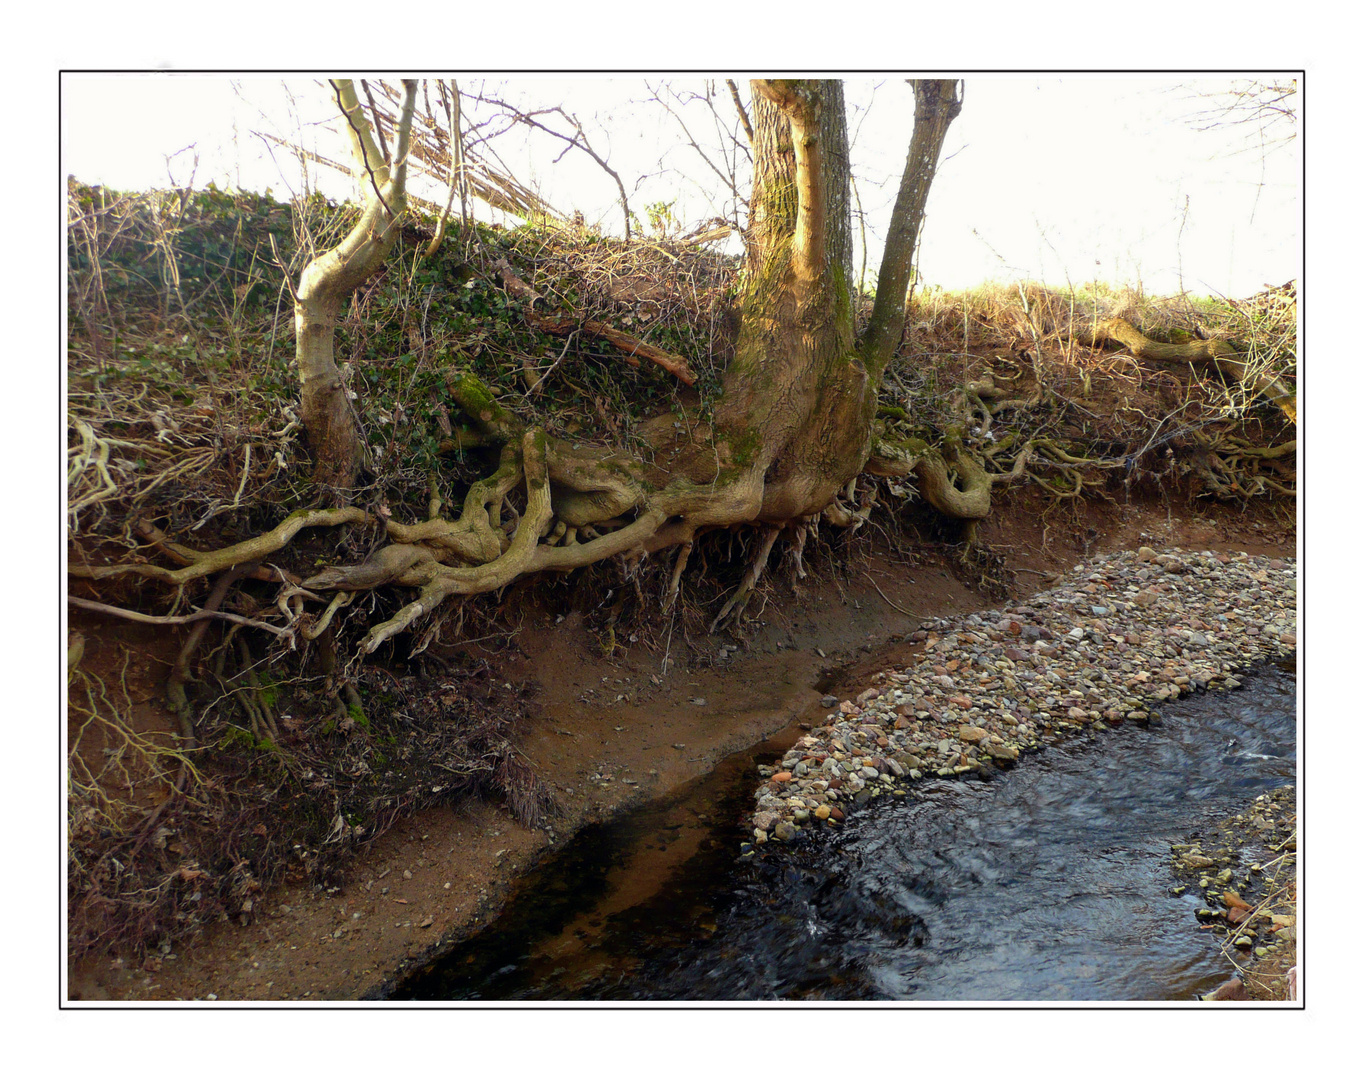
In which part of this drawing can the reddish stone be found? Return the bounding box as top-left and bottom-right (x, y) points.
(772, 771), (793, 783)
(1202, 977), (1249, 1001)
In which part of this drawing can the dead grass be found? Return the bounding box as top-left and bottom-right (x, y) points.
(66, 182), (1296, 960)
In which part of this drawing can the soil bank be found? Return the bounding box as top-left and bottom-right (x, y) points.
(67, 498), (1295, 1002)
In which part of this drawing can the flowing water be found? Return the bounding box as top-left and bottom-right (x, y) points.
(392, 658), (1296, 1001)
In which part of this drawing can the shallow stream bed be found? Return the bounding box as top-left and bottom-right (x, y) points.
(390, 658), (1295, 1001)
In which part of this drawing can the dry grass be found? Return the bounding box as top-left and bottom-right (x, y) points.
(889, 277), (1296, 508)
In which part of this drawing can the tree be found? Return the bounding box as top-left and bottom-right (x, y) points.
(80, 77), (967, 651)
(293, 77), (968, 646)
(295, 78), (417, 489)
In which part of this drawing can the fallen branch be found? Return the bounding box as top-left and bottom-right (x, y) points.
(493, 259), (698, 386)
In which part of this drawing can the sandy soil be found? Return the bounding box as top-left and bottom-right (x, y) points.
(66, 496), (1295, 1002)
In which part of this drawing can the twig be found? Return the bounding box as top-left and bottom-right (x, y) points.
(863, 570), (919, 619)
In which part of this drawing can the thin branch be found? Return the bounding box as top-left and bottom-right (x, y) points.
(330, 78), (394, 218)
(726, 78), (755, 145)
(360, 79), (390, 163)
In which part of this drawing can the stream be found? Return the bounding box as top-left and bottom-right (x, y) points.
(391, 657), (1296, 1001)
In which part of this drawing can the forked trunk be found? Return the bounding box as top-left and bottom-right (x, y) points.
(715, 78), (961, 524)
(296, 79), (417, 489)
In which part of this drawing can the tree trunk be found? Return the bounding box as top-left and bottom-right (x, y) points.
(296, 79), (417, 489)
(711, 80), (866, 523)
(713, 78), (961, 525)
(861, 79), (963, 375)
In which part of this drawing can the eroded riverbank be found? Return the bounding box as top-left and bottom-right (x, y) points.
(69, 526), (1297, 1002)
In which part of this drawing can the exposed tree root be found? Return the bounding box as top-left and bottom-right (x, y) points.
(166, 563), (256, 744)
(1079, 316), (1296, 424)
(710, 525), (781, 632)
(70, 507), (373, 587)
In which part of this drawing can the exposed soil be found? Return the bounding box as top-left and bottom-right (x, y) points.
(66, 495), (1294, 1002)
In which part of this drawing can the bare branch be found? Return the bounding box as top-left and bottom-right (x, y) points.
(726, 78), (755, 147)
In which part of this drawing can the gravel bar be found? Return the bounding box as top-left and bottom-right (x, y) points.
(747, 546), (1298, 846)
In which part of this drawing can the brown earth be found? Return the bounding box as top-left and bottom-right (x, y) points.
(66, 494), (1295, 1002)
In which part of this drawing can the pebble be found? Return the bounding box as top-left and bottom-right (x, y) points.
(748, 547), (1296, 839)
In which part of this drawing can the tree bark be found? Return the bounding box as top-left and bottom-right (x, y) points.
(711, 78), (964, 525)
(710, 79), (866, 523)
(296, 78), (417, 488)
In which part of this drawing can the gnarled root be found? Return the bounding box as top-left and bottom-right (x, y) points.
(359, 428), (556, 652)
(1080, 317), (1296, 425)
(911, 440), (993, 520)
(710, 525), (781, 632)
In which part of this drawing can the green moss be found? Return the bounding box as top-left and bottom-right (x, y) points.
(448, 372), (496, 415)
(831, 263), (853, 329)
(256, 675), (279, 709)
(347, 701), (371, 731)
(730, 425), (763, 467)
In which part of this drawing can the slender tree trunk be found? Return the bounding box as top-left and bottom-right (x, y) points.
(296, 79), (417, 489)
(861, 79), (962, 376)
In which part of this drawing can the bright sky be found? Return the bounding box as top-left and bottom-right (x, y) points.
(61, 73), (1299, 299)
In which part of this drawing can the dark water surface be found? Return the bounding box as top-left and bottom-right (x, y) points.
(393, 659), (1295, 1001)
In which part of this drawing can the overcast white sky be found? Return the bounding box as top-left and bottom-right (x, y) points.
(62, 73), (1299, 299)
